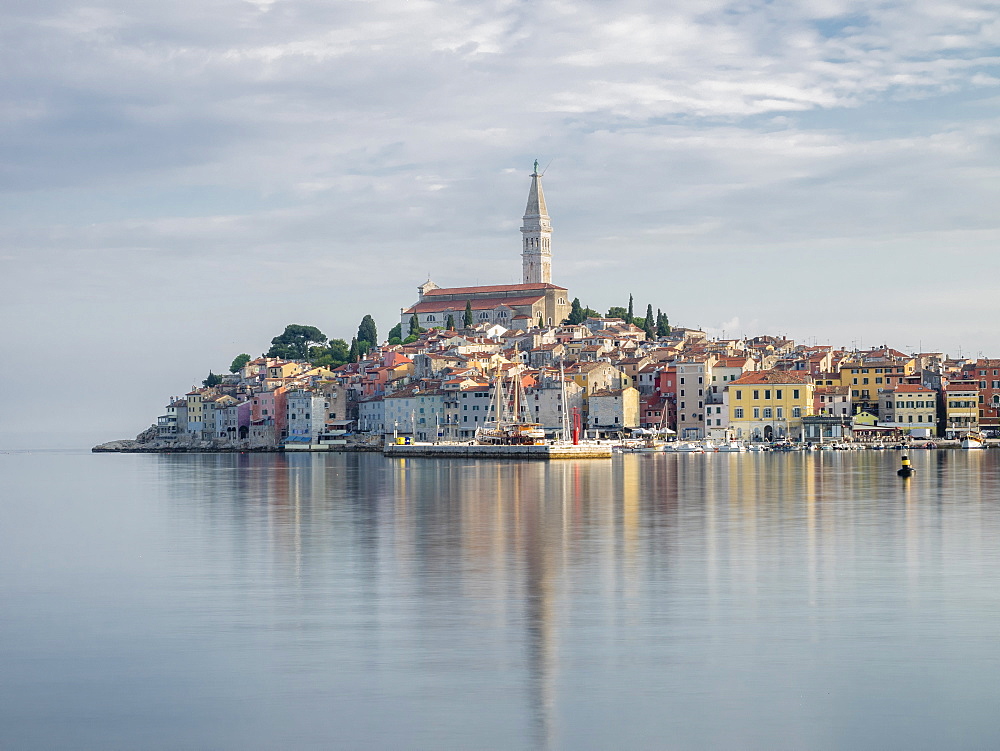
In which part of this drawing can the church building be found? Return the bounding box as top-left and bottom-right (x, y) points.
(401, 164), (572, 334)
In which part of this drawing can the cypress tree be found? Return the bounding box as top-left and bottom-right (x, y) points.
(409, 313), (421, 336)
(446, 314), (456, 330)
(567, 297), (584, 325)
(348, 337), (359, 363)
(627, 294), (634, 325)
(357, 315), (377, 349)
(463, 300), (474, 327)
(643, 304), (655, 339)
(657, 311), (671, 336)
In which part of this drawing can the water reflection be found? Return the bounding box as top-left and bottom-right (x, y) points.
(147, 450), (1000, 750)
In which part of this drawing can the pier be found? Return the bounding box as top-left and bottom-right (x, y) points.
(382, 442), (613, 459)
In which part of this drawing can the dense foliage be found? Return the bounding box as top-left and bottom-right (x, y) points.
(229, 353), (251, 374)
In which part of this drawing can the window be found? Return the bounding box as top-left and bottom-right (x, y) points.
(776, 389), (783, 399)
(735, 390), (742, 400)
(753, 408), (760, 419)
(792, 407), (801, 418)
(734, 408), (744, 418)
(426, 315), (436, 322)
(479, 312), (490, 319)
(765, 390), (771, 400)
(753, 390), (760, 400)
(763, 408), (773, 418)
(776, 407), (783, 419)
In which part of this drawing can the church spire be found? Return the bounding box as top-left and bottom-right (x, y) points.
(521, 161), (552, 284)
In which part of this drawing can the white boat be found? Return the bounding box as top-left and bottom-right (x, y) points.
(961, 432), (987, 450)
(716, 441), (746, 453)
(666, 441), (705, 453)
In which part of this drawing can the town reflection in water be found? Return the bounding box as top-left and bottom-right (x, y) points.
(154, 450), (1000, 749)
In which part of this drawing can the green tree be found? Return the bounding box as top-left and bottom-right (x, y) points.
(357, 315), (378, 349)
(446, 314), (456, 330)
(643, 304), (655, 339)
(657, 310), (671, 336)
(348, 337), (359, 363)
(463, 300), (474, 328)
(627, 294), (634, 325)
(409, 313), (423, 336)
(229, 353), (251, 374)
(565, 297), (585, 325)
(312, 338), (350, 368)
(538, 314), (544, 328)
(388, 322), (402, 341)
(607, 306), (628, 321)
(267, 324), (327, 360)
(403, 333), (419, 344)
(203, 370), (222, 387)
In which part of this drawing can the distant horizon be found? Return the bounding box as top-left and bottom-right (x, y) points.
(4, 0), (997, 445)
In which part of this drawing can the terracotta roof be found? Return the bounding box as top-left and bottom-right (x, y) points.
(403, 295), (544, 315)
(423, 282), (566, 296)
(887, 384), (935, 393)
(815, 386), (849, 395)
(730, 370), (812, 385)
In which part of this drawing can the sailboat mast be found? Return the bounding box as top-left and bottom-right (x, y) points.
(560, 361), (569, 439)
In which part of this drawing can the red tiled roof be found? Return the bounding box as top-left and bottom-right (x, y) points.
(403, 295), (545, 315)
(887, 384), (935, 393)
(730, 370), (813, 385)
(423, 282), (566, 296)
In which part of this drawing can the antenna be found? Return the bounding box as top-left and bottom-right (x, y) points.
(540, 159), (553, 176)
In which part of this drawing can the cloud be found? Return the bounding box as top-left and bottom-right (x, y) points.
(2, 0), (1000, 443)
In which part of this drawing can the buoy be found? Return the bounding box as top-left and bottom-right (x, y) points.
(897, 455), (914, 477)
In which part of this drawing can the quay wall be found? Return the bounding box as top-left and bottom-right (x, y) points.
(382, 443), (613, 459)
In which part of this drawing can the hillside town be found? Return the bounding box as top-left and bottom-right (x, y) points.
(119, 164), (997, 450)
(136, 320), (998, 451)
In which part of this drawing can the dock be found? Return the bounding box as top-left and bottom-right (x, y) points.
(382, 442), (613, 459)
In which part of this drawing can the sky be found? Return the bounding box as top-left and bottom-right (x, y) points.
(2, 0), (998, 447)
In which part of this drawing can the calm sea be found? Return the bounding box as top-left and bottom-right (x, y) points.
(3, 449), (1000, 750)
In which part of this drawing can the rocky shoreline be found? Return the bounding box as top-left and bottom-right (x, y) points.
(92, 439), (383, 453)
(91, 428), (384, 453)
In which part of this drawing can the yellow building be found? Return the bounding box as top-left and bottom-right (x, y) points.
(943, 379), (978, 437)
(879, 384), (938, 433)
(838, 352), (916, 413)
(185, 390), (204, 433)
(267, 361), (308, 379)
(727, 370), (814, 441)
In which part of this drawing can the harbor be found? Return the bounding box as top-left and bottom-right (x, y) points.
(382, 441), (613, 459)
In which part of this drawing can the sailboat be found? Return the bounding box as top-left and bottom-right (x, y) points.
(475, 369), (546, 446)
(961, 431), (987, 449)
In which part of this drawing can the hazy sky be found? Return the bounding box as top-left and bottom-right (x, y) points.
(2, 0), (998, 446)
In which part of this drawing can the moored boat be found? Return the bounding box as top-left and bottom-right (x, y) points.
(961, 432), (987, 450)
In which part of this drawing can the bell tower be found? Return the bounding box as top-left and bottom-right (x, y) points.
(521, 160), (552, 284)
